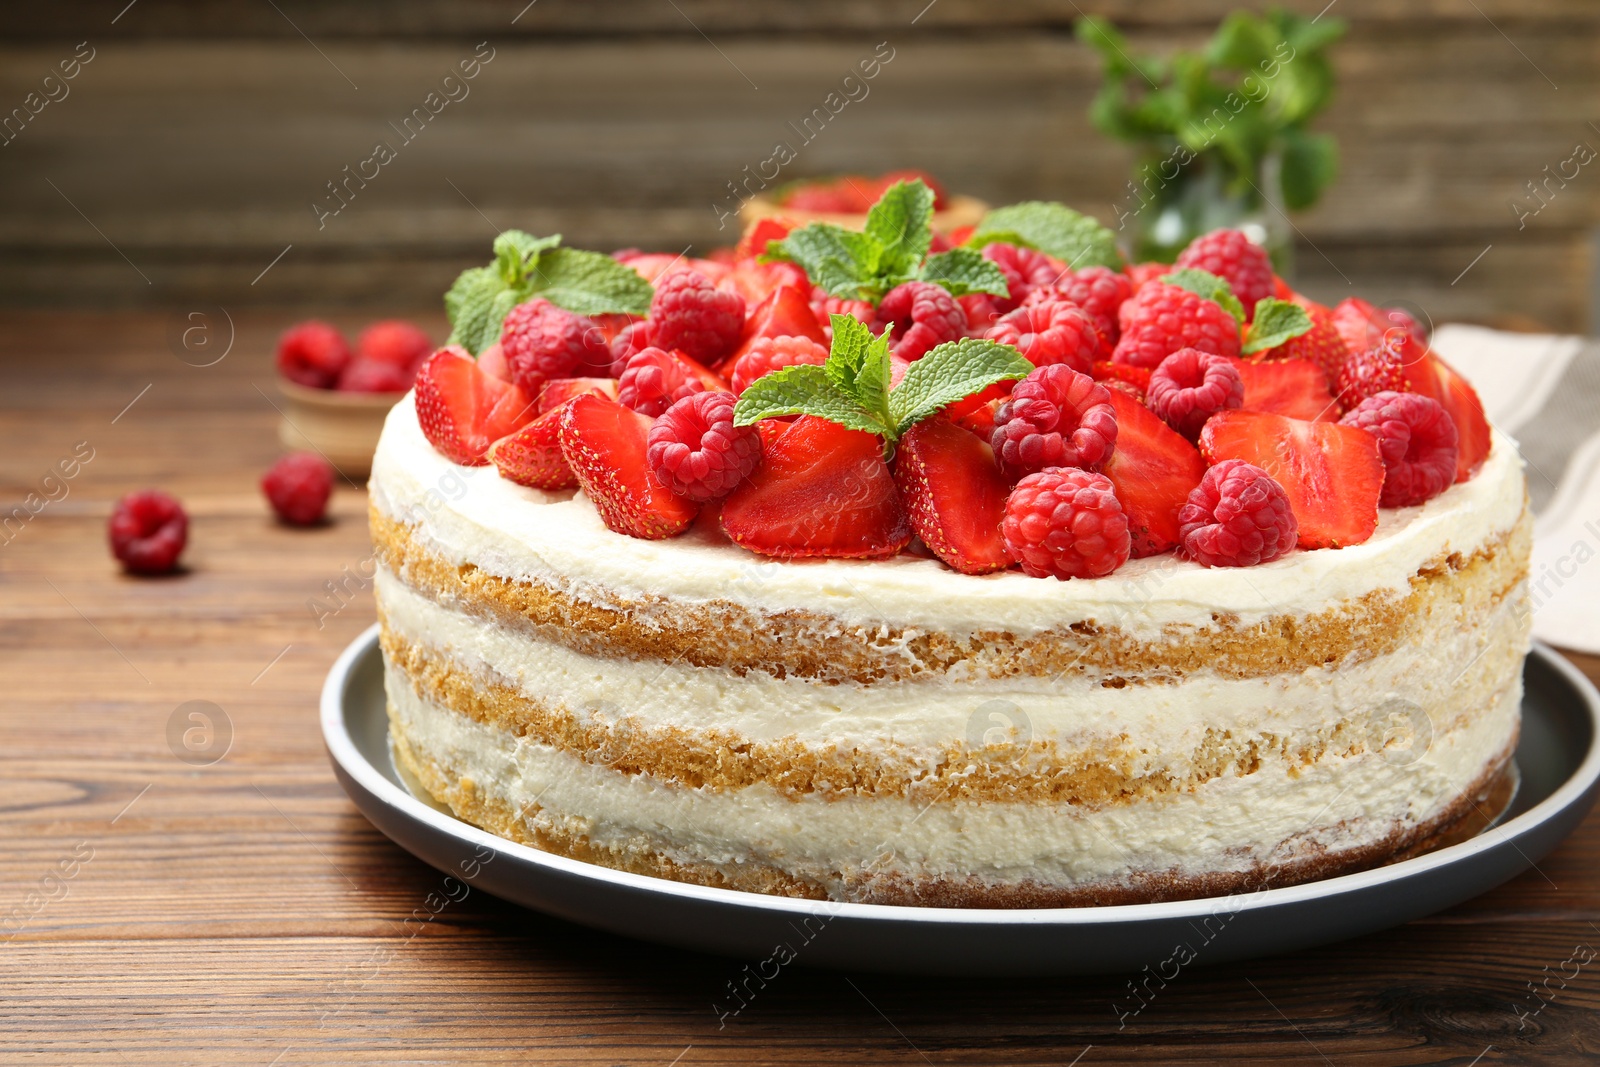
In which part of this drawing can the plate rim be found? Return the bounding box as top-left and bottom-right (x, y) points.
(323, 623), (1600, 928)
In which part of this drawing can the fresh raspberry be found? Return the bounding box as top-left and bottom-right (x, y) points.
(261, 451), (335, 526)
(336, 357), (413, 393)
(1336, 343), (1406, 412)
(1029, 266), (1131, 359)
(646, 391), (763, 502)
(1002, 467), (1131, 579)
(809, 286), (875, 339)
(1260, 301), (1348, 386)
(981, 242), (1066, 310)
(957, 292), (1004, 333)
(609, 319), (656, 377)
(355, 320), (432, 371)
(650, 269), (746, 364)
(618, 347), (706, 417)
(501, 298), (611, 395)
(108, 490), (188, 574)
(275, 321), (351, 388)
(1111, 282), (1242, 369)
(1124, 262), (1170, 294)
(1174, 229), (1274, 318)
(874, 281), (967, 361)
(1177, 459), (1297, 567)
(1339, 391), (1459, 507)
(984, 301), (1099, 373)
(1147, 348), (1244, 439)
(730, 335), (829, 395)
(991, 365), (1118, 473)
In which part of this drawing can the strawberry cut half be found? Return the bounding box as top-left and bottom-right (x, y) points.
(1100, 390), (1207, 557)
(557, 394), (699, 540)
(894, 418), (1011, 574)
(1200, 410), (1385, 550)
(720, 416), (911, 559)
(721, 284), (829, 374)
(1230, 357), (1338, 421)
(1399, 349), (1492, 482)
(414, 347), (537, 466)
(536, 377), (619, 415)
(487, 405), (575, 490)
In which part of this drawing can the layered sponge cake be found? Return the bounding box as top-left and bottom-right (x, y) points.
(370, 183), (1530, 907)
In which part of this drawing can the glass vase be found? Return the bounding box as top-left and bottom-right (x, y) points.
(1126, 149), (1293, 278)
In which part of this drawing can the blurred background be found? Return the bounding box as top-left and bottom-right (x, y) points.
(4, 0), (1595, 332)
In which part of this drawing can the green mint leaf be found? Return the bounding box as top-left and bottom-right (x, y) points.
(888, 338), (1034, 436)
(767, 223), (885, 301)
(493, 229), (562, 286)
(969, 201), (1124, 270)
(731, 364), (886, 436)
(531, 247), (653, 317)
(961, 228), (1032, 251)
(444, 265), (527, 356)
(918, 248), (1011, 298)
(863, 180), (934, 278)
(1159, 268), (1246, 324)
(1241, 298), (1313, 355)
(822, 314), (893, 427)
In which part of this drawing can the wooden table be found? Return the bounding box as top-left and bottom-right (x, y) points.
(5, 310), (1599, 1065)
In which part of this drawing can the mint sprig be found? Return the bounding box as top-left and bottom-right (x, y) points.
(765, 180), (1009, 303)
(444, 230), (653, 355)
(1242, 298), (1313, 355)
(733, 314), (1033, 449)
(1159, 268), (1246, 324)
(966, 201), (1125, 270)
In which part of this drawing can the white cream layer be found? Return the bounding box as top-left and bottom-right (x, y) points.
(369, 394), (1527, 638)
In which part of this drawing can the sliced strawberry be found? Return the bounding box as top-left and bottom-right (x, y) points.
(1230, 357), (1337, 421)
(893, 418), (1010, 574)
(1100, 390), (1207, 557)
(735, 216), (799, 260)
(943, 380), (1014, 425)
(414, 347), (537, 466)
(1405, 351), (1491, 481)
(1092, 360), (1152, 397)
(477, 341), (512, 383)
(721, 284), (829, 373)
(675, 351), (730, 393)
(536, 377), (620, 415)
(487, 405), (574, 490)
(754, 417), (792, 451)
(719, 258), (810, 309)
(720, 416), (910, 559)
(1199, 410), (1384, 550)
(557, 394), (698, 539)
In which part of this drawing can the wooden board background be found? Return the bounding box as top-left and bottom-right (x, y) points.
(3, 1), (1600, 330)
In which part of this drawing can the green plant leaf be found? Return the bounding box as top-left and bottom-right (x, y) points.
(493, 230), (562, 286)
(970, 201), (1124, 270)
(767, 223), (882, 300)
(864, 180), (934, 277)
(918, 248), (1012, 297)
(1241, 298), (1313, 354)
(823, 315), (894, 428)
(888, 338), (1034, 435)
(443, 265), (513, 355)
(731, 363), (887, 436)
(1159, 267), (1246, 324)
(531, 247), (653, 317)
(1279, 129), (1339, 211)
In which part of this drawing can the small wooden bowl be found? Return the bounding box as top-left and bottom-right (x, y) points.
(738, 193), (990, 235)
(275, 379), (404, 480)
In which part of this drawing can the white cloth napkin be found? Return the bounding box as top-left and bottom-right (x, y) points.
(1430, 325), (1595, 653)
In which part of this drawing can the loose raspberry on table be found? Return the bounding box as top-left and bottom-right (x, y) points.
(730, 335), (829, 395)
(336, 357), (414, 393)
(650, 269), (746, 364)
(275, 321), (351, 389)
(1339, 391), (1458, 507)
(1336, 343), (1406, 413)
(1111, 282), (1241, 369)
(618, 347), (706, 417)
(108, 490), (188, 575)
(1002, 467), (1131, 579)
(1028, 266), (1131, 359)
(1147, 347), (1244, 439)
(355, 319), (432, 371)
(991, 364), (1118, 473)
(646, 391), (764, 502)
(874, 281), (967, 361)
(1174, 229), (1274, 317)
(261, 451), (336, 526)
(982, 242), (1067, 310)
(1177, 459), (1297, 568)
(984, 301), (1099, 373)
(501, 298), (611, 395)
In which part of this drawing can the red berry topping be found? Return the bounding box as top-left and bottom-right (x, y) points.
(1090, 360), (1152, 397)
(1200, 410), (1385, 550)
(558, 394), (699, 539)
(1002, 467), (1131, 580)
(1260, 301), (1349, 385)
(355, 320), (432, 371)
(810, 286), (876, 339)
(261, 452), (335, 526)
(893, 417), (1011, 574)
(650, 269), (746, 364)
(1403, 353), (1491, 482)
(647, 391), (764, 502)
(1339, 391), (1459, 507)
(981, 242), (1066, 310)
(725, 284), (828, 372)
(719, 259), (810, 310)
(991, 365), (1118, 473)
(414, 347), (538, 466)
(500, 298), (611, 396)
(1147, 348), (1244, 439)
(1030, 266), (1132, 358)
(276, 321), (351, 388)
(618, 347), (707, 417)
(536, 377), (620, 415)
(1124, 262), (1170, 293)
(336, 357), (413, 393)
(609, 319), (656, 377)
(1100, 391), (1207, 557)
(1177, 459), (1298, 568)
(1175, 229), (1274, 317)
(957, 292), (1005, 333)
(1232, 357), (1338, 422)
(1336, 343), (1407, 412)
(720, 416), (911, 559)
(983, 301), (1099, 373)
(730, 335), (830, 395)
(108, 490), (188, 574)
(1111, 282), (1242, 369)
(874, 281), (967, 361)
(487, 405), (576, 490)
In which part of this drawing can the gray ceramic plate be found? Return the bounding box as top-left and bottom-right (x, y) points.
(323, 624), (1600, 976)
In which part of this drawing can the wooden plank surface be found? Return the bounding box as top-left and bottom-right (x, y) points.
(3, 309), (1600, 1064)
